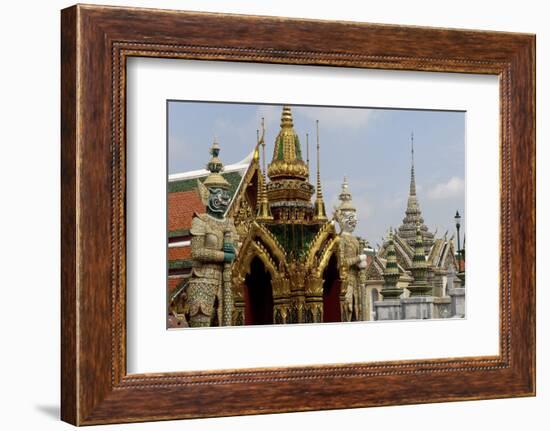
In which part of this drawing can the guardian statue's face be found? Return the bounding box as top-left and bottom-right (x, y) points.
(207, 187), (231, 218)
(338, 209), (358, 234)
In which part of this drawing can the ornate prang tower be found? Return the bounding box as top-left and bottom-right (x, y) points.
(397, 132), (435, 251)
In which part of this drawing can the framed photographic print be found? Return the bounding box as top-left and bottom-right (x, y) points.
(61, 4), (535, 425)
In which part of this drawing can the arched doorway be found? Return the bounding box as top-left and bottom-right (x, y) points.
(322, 254), (341, 322)
(244, 256), (274, 325)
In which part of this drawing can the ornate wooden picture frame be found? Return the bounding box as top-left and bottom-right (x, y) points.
(61, 4), (535, 425)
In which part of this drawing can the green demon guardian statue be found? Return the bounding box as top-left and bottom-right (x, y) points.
(187, 141), (238, 327)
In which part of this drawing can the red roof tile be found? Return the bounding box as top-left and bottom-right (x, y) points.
(168, 190), (204, 232)
(168, 246), (191, 261)
(168, 276), (186, 294)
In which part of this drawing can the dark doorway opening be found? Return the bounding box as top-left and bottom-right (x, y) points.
(322, 254), (341, 322)
(244, 257), (274, 325)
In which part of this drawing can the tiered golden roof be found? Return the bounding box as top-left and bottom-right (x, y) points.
(267, 106), (310, 181)
(266, 106), (315, 206)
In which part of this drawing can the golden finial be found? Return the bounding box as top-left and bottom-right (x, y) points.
(260, 117), (266, 175)
(256, 117), (272, 221)
(267, 105), (308, 180)
(264, 105), (315, 217)
(306, 132), (310, 181)
(256, 173), (273, 221)
(281, 105), (293, 127)
(313, 119), (327, 221)
(253, 129), (260, 162)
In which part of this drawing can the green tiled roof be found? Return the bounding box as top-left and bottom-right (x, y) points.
(168, 228), (191, 239)
(169, 259), (193, 270)
(168, 171), (243, 197)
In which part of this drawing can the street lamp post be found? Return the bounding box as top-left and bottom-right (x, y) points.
(454, 210), (465, 288)
(454, 210), (462, 262)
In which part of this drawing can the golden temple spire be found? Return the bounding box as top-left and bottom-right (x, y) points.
(313, 119), (327, 221)
(255, 127), (261, 159)
(306, 132), (310, 181)
(261, 117), (266, 175)
(267, 105), (309, 181)
(264, 105), (316, 222)
(281, 105), (293, 127)
(256, 117), (272, 221)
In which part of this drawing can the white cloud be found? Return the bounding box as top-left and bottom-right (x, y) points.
(254, 104), (375, 132)
(168, 134), (191, 173)
(382, 195), (406, 210)
(255, 105), (283, 132)
(427, 177), (465, 200)
(354, 195), (373, 219)
(296, 106), (375, 129)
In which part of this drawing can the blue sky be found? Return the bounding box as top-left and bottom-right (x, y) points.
(168, 101), (465, 247)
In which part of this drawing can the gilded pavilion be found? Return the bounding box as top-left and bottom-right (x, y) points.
(228, 106), (344, 325)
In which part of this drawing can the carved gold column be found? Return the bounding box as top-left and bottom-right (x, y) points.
(231, 277), (246, 326)
(272, 276), (290, 324)
(288, 262), (307, 323)
(305, 274), (324, 323)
